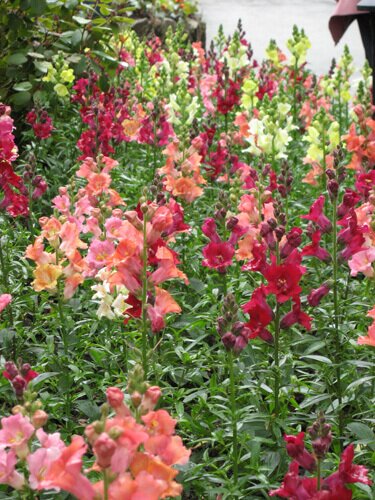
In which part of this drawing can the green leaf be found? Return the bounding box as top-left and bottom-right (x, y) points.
(301, 355), (332, 364)
(347, 422), (375, 450)
(13, 81), (33, 92)
(11, 91), (31, 106)
(7, 53), (27, 65)
(27, 51), (45, 59)
(76, 400), (100, 420)
(72, 15), (91, 25)
(71, 29), (83, 47)
(29, 372), (59, 387)
(34, 60), (50, 73)
(29, 0), (47, 16)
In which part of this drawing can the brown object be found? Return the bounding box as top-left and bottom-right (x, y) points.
(329, 0), (368, 44)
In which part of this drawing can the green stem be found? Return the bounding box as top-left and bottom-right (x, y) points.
(317, 458), (321, 490)
(141, 211), (149, 378)
(332, 195), (343, 448)
(274, 302), (281, 417)
(292, 61), (298, 125)
(57, 280), (68, 356)
(0, 234), (14, 328)
(228, 351), (238, 482)
(55, 248), (68, 355)
(103, 469), (109, 500)
(274, 244), (281, 417)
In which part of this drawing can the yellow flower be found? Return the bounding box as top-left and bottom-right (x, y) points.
(60, 68), (74, 83)
(32, 264), (62, 292)
(54, 83), (69, 97)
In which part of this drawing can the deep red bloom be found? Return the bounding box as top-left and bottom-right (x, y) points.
(215, 78), (240, 114)
(263, 255), (304, 303)
(243, 286), (273, 325)
(355, 170), (375, 199)
(280, 227), (303, 259)
(269, 461), (318, 498)
(338, 210), (366, 261)
(301, 196), (332, 233)
(166, 198), (190, 235)
(324, 444), (372, 490)
(26, 109), (53, 139)
(280, 298), (312, 330)
(301, 230), (331, 262)
(337, 189), (361, 218)
(284, 432), (316, 472)
(242, 241), (268, 273)
(242, 286), (274, 343)
(308, 283), (330, 307)
(123, 294), (142, 325)
(0, 159), (29, 217)
(202, 241), (235, 271)
(202, 218), (220, 243)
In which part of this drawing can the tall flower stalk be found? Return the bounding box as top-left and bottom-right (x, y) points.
(140, 200), (149, 379)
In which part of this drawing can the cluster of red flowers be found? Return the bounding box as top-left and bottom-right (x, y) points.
(0, 103), (29, 217)
(26, 109), (53, 139)
(270, 414), (372, 499)
(2, 361), (38, 398)
(72, 74), (175, 160)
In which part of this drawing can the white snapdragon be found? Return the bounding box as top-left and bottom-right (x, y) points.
(91, 280), (129, 320)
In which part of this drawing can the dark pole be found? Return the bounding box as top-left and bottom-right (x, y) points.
(358, 0), (375, 114)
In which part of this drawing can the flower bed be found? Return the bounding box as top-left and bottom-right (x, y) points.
(0, 17), (374, 500)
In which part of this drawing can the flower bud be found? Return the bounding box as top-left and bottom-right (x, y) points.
(221, 332), (236, 351)
(4, 362), (18, 379)
(307, 283), (330, 307)
(141, 386), (162, 412)
(12, 376), (26, 397)
(131, 391), (142, 408)
(328, 180), (339, 199)
(106, 387), (124, 409)
(226, 217), (238, 231)
(93, 433), (117, 469)
(31, 410), (48, 428)
(233, 334), (248, 354)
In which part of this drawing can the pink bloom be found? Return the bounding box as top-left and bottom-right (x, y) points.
(52, 194), (71, 215)
(349, 247), (375, 277)
(0, 413), (34, 458)
(27, 447), (62, 489)
(106, 387), (131, 417)
(105, 417), (149, 474)
(142, 410), (176, 436)
(147, 287), (181, 332)
(93, 433), (116, 469)
(106, 470), (167, 500)
(86, 239), (115, 269)
(38, 435), (95, 500)
(0, 293), (11, 313)
(144, 434), (191, 466)
(0, 449), (24, 489)
(36, 429), (65, 450)
(140, 386), (162, 413)
(358, 318), (375, 347)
